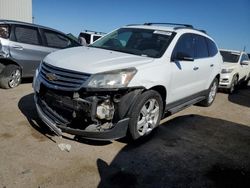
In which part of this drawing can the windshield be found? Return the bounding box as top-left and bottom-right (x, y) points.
(90, 28), (174, 58)
(220, 50), (240, 63)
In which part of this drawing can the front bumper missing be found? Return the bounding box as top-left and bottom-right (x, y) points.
(34, 95), (129, 140)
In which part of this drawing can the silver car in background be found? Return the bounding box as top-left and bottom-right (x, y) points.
(0, 20), (80, 89)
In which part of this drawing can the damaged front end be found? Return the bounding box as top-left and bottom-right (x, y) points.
(34, 63), (143, 140)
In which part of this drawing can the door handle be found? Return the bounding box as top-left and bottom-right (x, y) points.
(210, 64), (214, 67)
(12, 45), (23, 50)
(193, 66), (199, 71)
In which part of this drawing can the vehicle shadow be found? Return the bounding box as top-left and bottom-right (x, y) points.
(18, 93), (56, 142)
(21, 77), (33, 84)
(97, 115), (250, 188)
(228, 84), (250, 108)
(18, 93), (112, 145)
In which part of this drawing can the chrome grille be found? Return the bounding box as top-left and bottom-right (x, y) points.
(40, 62), (90, 91)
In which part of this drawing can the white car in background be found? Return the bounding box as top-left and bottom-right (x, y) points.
(78, 30), (105, 45)
(219, 49), (250, 93)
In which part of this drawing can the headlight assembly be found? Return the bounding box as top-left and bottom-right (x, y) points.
(221, 68), (234, 74)
(87, 68), (137, 88)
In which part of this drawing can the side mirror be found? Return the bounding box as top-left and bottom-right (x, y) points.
(173, 52), (194, 61)
(241, 60), (249, 66)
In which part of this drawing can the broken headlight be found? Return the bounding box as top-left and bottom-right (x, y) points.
(87, 68), (137, 88)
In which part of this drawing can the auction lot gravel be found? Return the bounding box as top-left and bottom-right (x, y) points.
(0, 83), (250, 188)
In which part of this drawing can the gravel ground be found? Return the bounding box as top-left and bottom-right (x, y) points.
(0, 83), (249, 188)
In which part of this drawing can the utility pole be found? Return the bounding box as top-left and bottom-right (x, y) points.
(243, 46), (246, 52)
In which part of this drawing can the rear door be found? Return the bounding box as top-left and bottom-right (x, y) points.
(9, 24), (50, 77)
(193, 34), (212, 91)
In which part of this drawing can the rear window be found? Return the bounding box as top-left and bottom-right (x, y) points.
(220, 51), (240, 63)
(0, 25), (10, 39)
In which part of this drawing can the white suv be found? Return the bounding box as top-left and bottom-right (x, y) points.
(78, 30), (105, 45)
(33, 23), (222, 140)
(219, 49), (250, 93)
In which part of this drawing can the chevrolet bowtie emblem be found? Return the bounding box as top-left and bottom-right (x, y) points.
(46, 73), (58, 81)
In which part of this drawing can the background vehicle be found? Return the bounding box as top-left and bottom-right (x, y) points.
(219, 49), (250, 93)
(33, 23), (222, 141)
(78, 30), (105, 45)
(0, 20), (80, 89)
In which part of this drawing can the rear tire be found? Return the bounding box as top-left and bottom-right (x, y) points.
(199, 78), (218, 107)
(128, 90), (163, 140)
(241, 73), (250, 88)
(0, 64), (21, 89)
(228, 75), (238, 94)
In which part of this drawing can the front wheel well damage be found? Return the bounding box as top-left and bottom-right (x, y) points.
(119, 86), (167, 119)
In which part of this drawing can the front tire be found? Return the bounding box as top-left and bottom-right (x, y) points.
(128, 90), (163, 140)
(0, 64), (21, 89)
(199, 78), (218, 107)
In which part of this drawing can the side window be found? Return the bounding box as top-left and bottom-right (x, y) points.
(0, 24), (10, 39)
(172, 33), (195, 59)
(43, 30), (71, 48)
(14, 25), (40, 45)
(206, 38), (218, 57)
(194, 35), (209, 58)
(80, 33), (91, 44)
(93, 35), (101, 42)
(240, 54), (249, 62)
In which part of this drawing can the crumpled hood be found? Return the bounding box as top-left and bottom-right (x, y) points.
(222, 62), (238, 69)
(43, 46), (154, 74)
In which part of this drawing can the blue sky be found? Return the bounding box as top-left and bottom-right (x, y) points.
(33, 0), (250, 52)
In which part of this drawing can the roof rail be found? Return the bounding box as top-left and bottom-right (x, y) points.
(126, 24), (142, 26)
(143, 22), (193, 28)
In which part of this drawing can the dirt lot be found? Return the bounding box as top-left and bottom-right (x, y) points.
(0, 83), (250, 188)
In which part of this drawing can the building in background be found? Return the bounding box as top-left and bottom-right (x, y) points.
(0, 0), (32, 23)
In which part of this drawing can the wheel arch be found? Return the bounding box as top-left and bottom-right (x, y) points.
(149, 85), (167, 114)
(215, 73), (220, 81)
(0, 58), (22, 75)
(234, 73), (239, 79)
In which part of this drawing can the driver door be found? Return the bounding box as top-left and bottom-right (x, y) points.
(168, 33), (201, 103)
